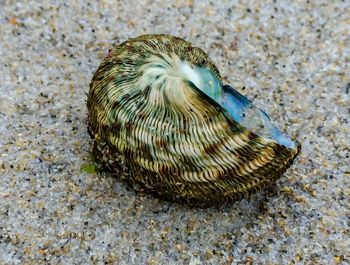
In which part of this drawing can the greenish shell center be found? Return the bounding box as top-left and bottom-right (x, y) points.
(179, 60), (296, 149)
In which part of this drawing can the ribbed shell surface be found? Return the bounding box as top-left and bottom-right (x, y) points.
(87, 34), (301, 206)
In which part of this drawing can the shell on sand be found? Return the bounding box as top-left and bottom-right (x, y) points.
(87, 34), (301, 206)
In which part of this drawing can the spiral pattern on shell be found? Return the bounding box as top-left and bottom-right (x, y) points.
(87, 34), (301, 206)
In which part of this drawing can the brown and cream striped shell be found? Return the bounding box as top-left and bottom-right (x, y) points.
(87, 34), (301, 206)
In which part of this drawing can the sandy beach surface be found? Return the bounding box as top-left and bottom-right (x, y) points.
(0, 1), (349, 264)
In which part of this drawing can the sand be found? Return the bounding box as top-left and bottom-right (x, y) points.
(0, 0), (349, 264)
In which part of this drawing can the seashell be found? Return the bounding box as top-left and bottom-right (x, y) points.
(87, 34), (301, 206)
